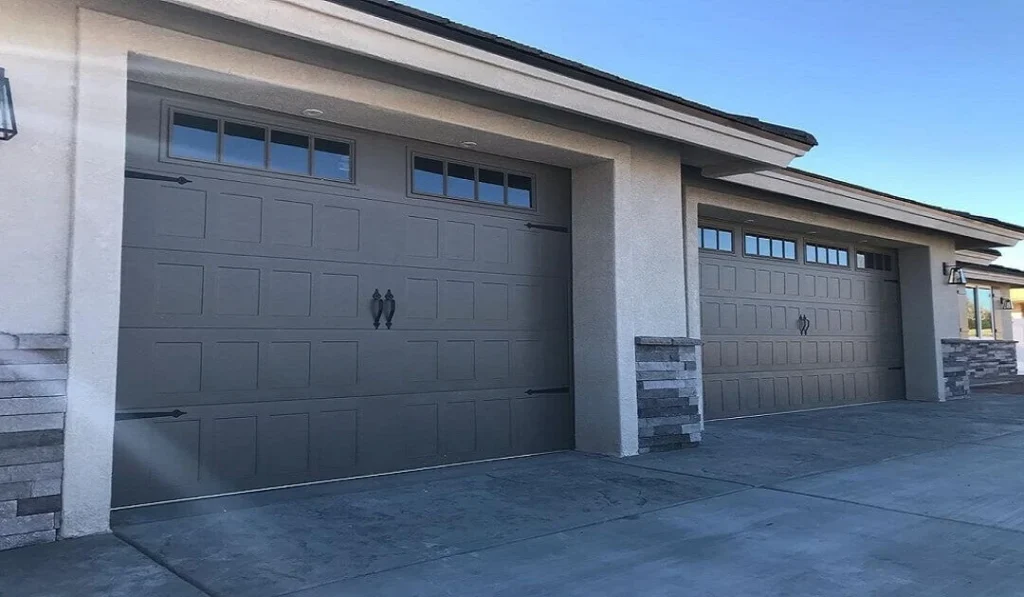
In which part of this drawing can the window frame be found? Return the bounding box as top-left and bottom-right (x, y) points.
(408, 151), (537, 211)
(164, 105), (357, 185)
(855, 250), (894, 272)
(698, 225), (735, 253)
(743, 232), (797, 261)
(805, 242), (850, 268)
(963, 285), (996, 339)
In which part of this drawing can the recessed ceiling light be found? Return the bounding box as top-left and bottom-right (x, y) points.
(301, 108), (324, 117)
(744, 219), (756, 223)
(808, 231), (818, 235)
(460, 141), (478, 148)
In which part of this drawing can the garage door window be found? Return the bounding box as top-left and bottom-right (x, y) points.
(806, 243), (849, 267)
(411, 154), (534, 209)
(744, 234), (796, 260)
(699, 226), (733, 252)
(856, 251), (893, 271)
(168, 110), (353, 182)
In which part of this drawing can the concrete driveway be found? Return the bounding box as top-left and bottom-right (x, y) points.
(6, 393), (1024, 596)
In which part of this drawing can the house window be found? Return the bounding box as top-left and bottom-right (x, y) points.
(744, 234), (796, 260)
(964, 285), (995, 338)
(856, 251), (893, 271)
(806, 243), (849, 267)
(698, 226), (733, 252)
(168, 110), (353, 182)
(410, 154), (534, 208)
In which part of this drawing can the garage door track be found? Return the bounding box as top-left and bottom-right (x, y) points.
(7, 394), (1024, 596)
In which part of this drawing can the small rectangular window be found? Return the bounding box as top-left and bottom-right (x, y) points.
(478, 169), (505, 204)
(222, 122), (266, 168)
(269, 130), (309, 174)
(720, 230), (733, 252)
(446, 162), (476, 200)
(699, 227), (733, 252)
(411, 155), (534, 209)
(313, 138), (352, 181)
(978, 287), (994, 338)
(412, 156), (445, 195)
(745, 234), (796, 260)
(838, 251), (849, 267)
(701, 228), (717, 250)
(170, 113), (218, 162)
(807, 243), (849, 268)
(507, 174), (533, 207)
(817, 247), (828, 263)
(745, 235), (758, 256)
(806, 245), (816, 263)
(856, 250), (893, 271)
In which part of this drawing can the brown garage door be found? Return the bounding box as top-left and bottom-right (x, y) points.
(112, 85), (572, 507)
(700, 226), (904, 420)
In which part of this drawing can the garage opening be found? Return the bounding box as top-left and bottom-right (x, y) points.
(112, 84), (573, 507)
(699, 218), (905, 420)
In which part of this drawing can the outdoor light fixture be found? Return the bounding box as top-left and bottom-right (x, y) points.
(0, 68), (17, 141)
(999, 297), (1014, 310)
(943, 262), (967, 285)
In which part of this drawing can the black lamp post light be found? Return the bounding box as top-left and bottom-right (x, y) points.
(0, 68), (17, 141)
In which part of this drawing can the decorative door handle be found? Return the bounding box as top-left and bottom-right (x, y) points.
(371, 289), (384, 329)
(797, 314), (811, 336)
(384, 290), (396, 329)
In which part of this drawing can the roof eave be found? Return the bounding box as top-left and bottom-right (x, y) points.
(717, 168), (1024, 246)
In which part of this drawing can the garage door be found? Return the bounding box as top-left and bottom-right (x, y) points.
(700, 226), (904, 420)
(112, 86), (572, 507)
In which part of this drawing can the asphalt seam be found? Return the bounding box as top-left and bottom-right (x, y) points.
(271, 484), (758, 596)
(112, 532), (220, 597)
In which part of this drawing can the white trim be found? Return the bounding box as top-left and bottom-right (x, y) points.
(719, 169), (1024, 245)
(962, 267), (1024, 287)
(159, 0), (810, 166)
(956, 249), (1000, 266)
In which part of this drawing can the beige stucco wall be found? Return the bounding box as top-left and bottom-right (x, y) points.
(0, 0), (77, 333)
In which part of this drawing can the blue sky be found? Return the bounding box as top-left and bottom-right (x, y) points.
(403, 0), (1024, 266)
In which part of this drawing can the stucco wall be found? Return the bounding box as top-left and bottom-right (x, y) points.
(0, 0), (77, 333)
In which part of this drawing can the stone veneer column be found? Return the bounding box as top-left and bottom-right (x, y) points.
(635, 336), (702, 453)
(0, 333), (68, 550)
(941, 338), (1019, 399)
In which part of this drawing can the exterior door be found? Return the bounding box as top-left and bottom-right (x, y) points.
(112, 85), (573, 507)
(700, 227), (904, 420)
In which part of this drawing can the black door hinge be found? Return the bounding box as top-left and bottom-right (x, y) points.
(115, 409), (188, 421)
(525, 386), (570, 395)
(525, 223), (569, 233)
(125, 170), (192, 185)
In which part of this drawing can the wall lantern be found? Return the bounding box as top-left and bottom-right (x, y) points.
(0, 68), (17, 141)
(999, 297), (1014, 310)
(943, 263), (967, 285)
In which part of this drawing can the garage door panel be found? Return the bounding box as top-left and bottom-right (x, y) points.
(111, 388), (569, 507)
(118, 328), (565, 410)
(701, 247), (903, 419)
(123, 176), (567, 279)
(121, 249), (567, 332)
(117, 89), (572, 507)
